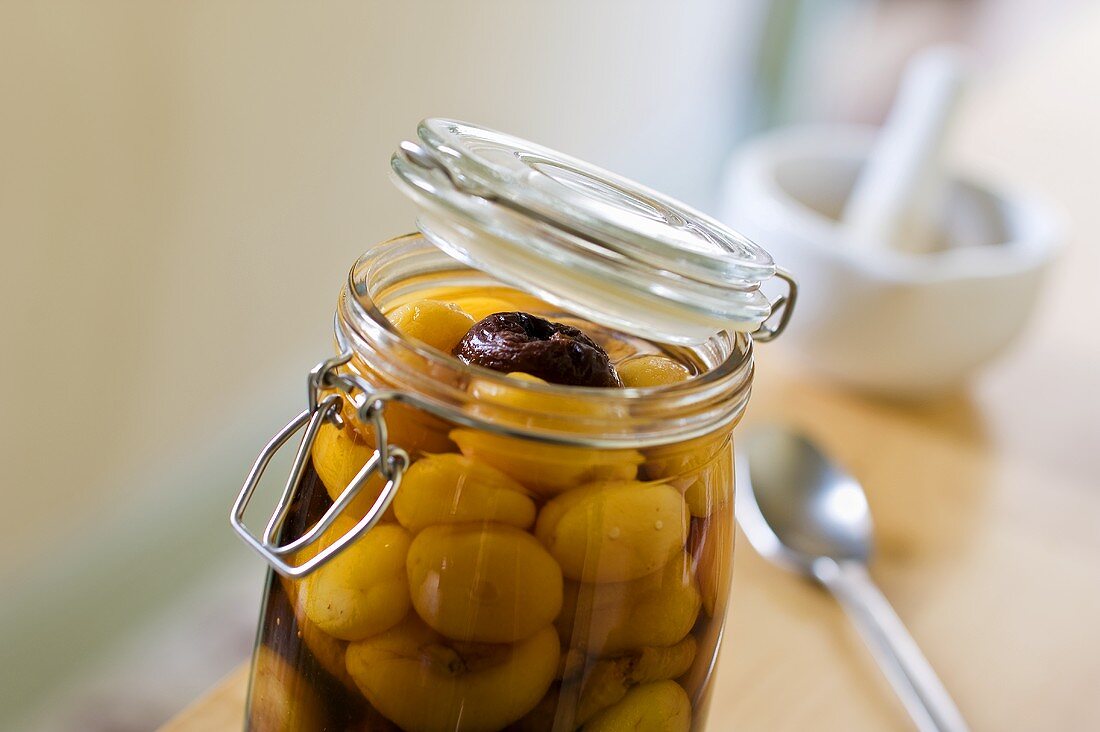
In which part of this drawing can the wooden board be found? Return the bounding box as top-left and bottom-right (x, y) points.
(160, 665), (248, 732)
(162, 9), (1100, 731)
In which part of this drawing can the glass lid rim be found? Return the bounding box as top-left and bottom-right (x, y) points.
(415, 117), (778, 284)
(389, 154), (775, 341)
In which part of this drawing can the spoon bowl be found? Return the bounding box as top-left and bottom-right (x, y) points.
(736, 426), (871, 571)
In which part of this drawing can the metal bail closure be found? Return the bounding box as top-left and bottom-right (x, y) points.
(751, 266), (798, 343)
(230, 353), (409, 578)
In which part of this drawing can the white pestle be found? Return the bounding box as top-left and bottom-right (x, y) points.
(842, 47), (969, 254)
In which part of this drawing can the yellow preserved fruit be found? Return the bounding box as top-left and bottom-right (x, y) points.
(452, 372), (643, 496)
(386, 299), (476, 353)
(397, 286), (551, 322)
(339, 390), (457, 457)
(582, 680), (692, 732)
(406, 524), (564, 644)
(567, 636), (697, 725)
(393, 453), (536, 533)
(617, 354), (692, 388)
(536, 480), (689, 583)
(310, 420), (392, 519)
(468, 372), (605, 427)
(451, 429), (643, 497)
(300, 517), (412, 641)
(645, 432), (733, 518)
(313, 401), (459, 519)
(279, 577), (358, 692)
(345, 617), (560, 732)
(558, 551), (701, 655)
(690, 511), (733, 618)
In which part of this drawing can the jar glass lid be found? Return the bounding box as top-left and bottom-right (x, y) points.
(391, 118), (789, 345)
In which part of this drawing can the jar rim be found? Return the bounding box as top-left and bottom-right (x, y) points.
(335, 234), (755, 448)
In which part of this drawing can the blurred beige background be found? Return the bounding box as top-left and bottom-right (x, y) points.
(0, 1), (759, 728)
(0, 0), (749, 574)
(0, 0), (1086, 729)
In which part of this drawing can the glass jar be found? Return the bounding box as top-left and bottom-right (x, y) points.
(232, 120), (795, 732)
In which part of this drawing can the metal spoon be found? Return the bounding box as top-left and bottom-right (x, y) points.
(735, 426), (968, 732)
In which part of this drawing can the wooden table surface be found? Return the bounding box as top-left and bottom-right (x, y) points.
(163, 11), (1100, 731)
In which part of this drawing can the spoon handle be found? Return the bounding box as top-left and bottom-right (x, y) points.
(814, 558), (969, 732)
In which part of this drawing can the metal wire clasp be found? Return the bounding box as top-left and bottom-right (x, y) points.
(230, 352), (409, 577)
(752, 267), (798, 343)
